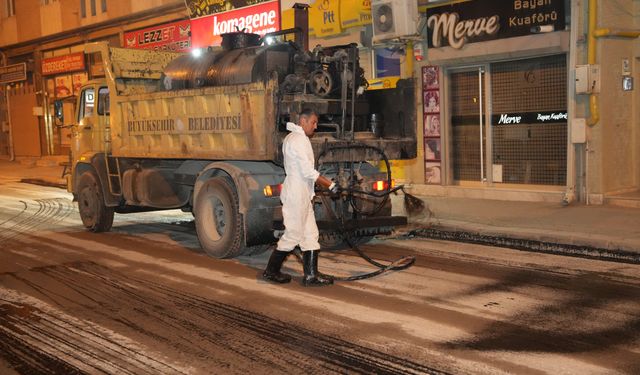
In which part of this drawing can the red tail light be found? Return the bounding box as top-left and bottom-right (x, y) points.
(372, 179), (394, 191)
(263, 184), (283, 197)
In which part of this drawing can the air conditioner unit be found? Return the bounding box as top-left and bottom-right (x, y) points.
(371, 0), (419, 44)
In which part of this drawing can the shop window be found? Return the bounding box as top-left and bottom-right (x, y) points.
(450, 70), (484, 182)
(97, 87), (109, 115)
(490, 55), (567, 185)
(80, 0), (100, 17)
(78, 87), (95, 121)
(449, 55), (567, 186)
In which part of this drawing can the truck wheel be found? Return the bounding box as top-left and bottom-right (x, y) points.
(77, 171), (114, 232)
(195, 177), (244, 258)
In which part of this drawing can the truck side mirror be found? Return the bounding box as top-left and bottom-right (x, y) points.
(53, 99), (77, 127)
(54, 100), (64, 123)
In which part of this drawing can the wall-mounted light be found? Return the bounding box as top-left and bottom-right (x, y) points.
(531, 25), (554, 33)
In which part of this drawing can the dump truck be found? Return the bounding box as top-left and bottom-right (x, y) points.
(63, 29), (417, 258)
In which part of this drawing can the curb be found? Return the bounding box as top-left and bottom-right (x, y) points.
(408, 224), (640, 264)
(427, 219), (640, 252)
(20, 178), (66, 189)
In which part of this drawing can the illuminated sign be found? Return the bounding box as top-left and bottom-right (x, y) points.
(185, 0), (274, 18)
(427, 0), (565, 49)
(493, 111), (568, 125)
(190, 0), (280, 48)
(42, 53), (85, 75)
(123, 20), (191, 52)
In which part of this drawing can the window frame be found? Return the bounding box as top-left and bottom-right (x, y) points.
(97, 86), (109, 116)
(78, 87), (96, 122)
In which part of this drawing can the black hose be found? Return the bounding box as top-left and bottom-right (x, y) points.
(317, 195), (415, 282)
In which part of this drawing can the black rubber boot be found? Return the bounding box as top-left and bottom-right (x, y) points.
(302, 250), (333, 287)
(262, 250), (292, 284)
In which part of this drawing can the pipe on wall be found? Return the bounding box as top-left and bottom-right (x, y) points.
(587, 0), (640, 127)
(586, 0), (599, 127)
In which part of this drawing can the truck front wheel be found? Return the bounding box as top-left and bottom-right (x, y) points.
(195, 177), (244, 258)
(77, 170), (114, 232)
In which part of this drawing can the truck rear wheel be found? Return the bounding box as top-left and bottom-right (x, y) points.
(77, 170), (114, 232)
(195, 177), (244, 258)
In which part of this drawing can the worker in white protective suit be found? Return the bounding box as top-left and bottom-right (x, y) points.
(262, 108), (338, 286)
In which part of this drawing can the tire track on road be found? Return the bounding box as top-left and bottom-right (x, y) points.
(0, 290), (190, 375)
(0, 198), (75, 241)
(2, 261), (446, 374)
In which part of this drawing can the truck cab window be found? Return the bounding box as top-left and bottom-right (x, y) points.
(97, 87), (109, 115)
(78, 87), (95, 121)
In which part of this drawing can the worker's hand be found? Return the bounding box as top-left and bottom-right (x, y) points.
(328, 181), (340, 194)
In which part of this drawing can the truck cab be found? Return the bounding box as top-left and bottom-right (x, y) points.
(74, 82), (110, 160)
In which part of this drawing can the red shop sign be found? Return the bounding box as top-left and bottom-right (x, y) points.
(42, 52), (85, 75)
(191, 0), (280, 49)
(123, 19), (192, 52)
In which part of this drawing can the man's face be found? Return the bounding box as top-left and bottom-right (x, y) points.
(300, 114), (318, 137)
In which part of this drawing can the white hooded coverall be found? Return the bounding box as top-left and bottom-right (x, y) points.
(277, 122), (321, 251)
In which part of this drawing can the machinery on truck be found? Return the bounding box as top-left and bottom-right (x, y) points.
(62, 28), (417, 259)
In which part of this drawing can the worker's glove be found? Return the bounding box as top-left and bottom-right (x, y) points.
(328, 182), (340, 194)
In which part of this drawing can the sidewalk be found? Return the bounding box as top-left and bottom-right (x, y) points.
(1, 158), (639, 256)
(0, 157), (67, 188)
(399, 195), (640, 255)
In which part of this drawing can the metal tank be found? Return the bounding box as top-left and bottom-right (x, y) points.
(161, 31), (294, 90)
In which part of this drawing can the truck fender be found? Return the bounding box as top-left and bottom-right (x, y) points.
(194, 161), (285, 247)
(72, 153), (120, 207)
(194, 162), (252, 215)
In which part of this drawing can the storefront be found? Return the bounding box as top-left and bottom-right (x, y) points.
(414, 0), (571, 200)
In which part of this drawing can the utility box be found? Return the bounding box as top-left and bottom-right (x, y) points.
(575, 65), (601, 94)
(571, 118), (587, 144)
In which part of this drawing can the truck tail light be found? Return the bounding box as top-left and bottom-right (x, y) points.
(263, 184), (283, 197)
(372, 179), (394, 192)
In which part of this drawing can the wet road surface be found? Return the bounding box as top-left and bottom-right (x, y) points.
(1, 179), (640, 374)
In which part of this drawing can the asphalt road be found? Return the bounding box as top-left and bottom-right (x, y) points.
(1, 179), (640, 374)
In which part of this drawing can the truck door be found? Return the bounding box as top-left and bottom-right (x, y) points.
(74, 85), (110, 156)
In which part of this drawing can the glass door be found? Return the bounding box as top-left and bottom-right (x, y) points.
(449, 66), (489, 183)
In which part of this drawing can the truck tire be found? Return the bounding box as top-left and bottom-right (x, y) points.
(77, 170), (114, 232)
(195, 177), (244, 258)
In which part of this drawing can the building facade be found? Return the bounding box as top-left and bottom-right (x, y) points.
(0, 0), (638, 207)
(408, 0), (639, 208)
(0, 0), (186, 158)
